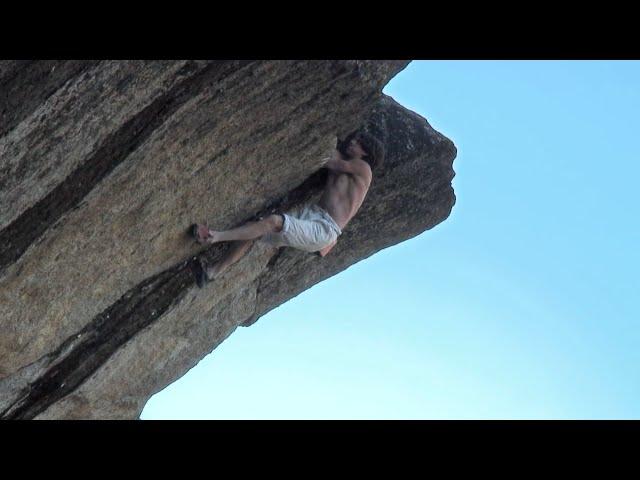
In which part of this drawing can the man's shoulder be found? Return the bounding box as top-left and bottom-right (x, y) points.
(352, 158), (373, 182)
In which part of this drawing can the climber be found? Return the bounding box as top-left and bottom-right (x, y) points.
(190, 131), (385, 288)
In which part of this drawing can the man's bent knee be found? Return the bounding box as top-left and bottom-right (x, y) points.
(266, 214), (284, 233)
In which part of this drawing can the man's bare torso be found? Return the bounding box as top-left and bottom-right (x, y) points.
(317, 166), (371, 230)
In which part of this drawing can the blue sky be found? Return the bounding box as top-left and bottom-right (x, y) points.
(142, 61), (640, 419)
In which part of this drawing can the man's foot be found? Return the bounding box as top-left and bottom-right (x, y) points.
(192, 258), (208, 288)
(191, 258), (222, 288)
(190, 223), (219, 245)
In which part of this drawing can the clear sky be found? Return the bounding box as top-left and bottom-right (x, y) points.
(141, 61), (640, 419)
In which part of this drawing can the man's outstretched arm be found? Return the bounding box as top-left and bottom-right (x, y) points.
(322, 150), (363, 175)
(318, 239), (337, 257)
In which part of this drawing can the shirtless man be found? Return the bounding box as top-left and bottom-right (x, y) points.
(191, 131), (384, 288)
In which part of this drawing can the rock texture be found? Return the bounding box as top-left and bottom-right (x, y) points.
(0, 60), (456, 419)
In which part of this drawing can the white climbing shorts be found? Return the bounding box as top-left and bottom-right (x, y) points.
(259, 203), (342, 252)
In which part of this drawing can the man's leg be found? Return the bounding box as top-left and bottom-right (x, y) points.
(205, 239), (255, 280)
(205, 214), (284, 244)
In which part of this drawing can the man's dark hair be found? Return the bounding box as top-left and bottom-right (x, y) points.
(342, 131), (385, 172)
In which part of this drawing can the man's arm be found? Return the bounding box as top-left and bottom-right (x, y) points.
(317, 239), (337, 257)
(322, 150), (368, 177)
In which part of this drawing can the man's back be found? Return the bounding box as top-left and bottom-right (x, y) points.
(318, 161), (371, 231)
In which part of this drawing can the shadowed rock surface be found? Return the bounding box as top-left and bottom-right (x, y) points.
(0, 60), (456, 419)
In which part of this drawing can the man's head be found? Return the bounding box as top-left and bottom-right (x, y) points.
(343, 131), (385, 172)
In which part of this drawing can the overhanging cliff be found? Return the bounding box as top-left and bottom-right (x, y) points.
(0, 60), (456, 419)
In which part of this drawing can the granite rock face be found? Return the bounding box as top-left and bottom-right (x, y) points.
(0, 60), (456, 419)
